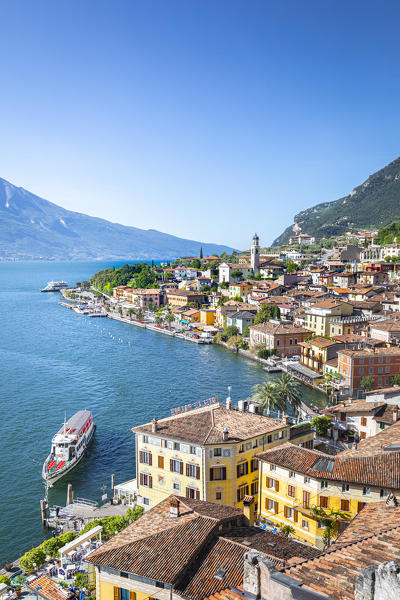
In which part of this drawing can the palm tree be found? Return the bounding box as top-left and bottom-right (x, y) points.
(251, 381), (284, 414)
(165, 310), (174, 330)
(275, 372), (303, 416)
(127, 308), (135, 320)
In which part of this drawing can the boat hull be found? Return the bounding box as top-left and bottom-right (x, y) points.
(42, 424), (96, 484)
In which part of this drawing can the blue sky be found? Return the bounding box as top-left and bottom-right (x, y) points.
(0, 0), (400, 249)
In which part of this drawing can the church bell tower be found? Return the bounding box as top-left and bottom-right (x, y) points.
(251, 233), (260, 275)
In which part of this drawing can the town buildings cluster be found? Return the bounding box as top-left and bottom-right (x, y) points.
(55, 231), (400, 600)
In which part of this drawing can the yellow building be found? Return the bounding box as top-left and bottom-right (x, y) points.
(299, 337), (341, 374)
(304, 300), (353, 337)
(132, 402), (314, 511)
(257, 441), (400, 549)
(229, 282), (254, 299)
(200, 308), (216, 326)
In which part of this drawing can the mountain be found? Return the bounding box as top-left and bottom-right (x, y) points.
(0, 178), (236, 260)
(273, 157), (400, 245)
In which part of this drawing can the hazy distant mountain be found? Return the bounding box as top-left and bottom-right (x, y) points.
(273, 157), (400, 245)
(0, 178), (235, 260)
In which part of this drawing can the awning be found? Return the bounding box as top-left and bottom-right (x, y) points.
(286, 363), (322, 380)
(58, 525), (103, 558)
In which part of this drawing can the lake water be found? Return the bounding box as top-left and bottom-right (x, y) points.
(0, 261), (326, 565)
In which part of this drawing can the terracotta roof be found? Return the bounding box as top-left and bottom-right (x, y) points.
(299, 337), (339, 349)
(284, 523), (400, 599)
(340, 421), (400, 457)
(335, 499), (400, 545)
(249, 322), (309, 336)
(370, 320), (400, 332)
(307, 299), (346, 309)
(324, 400), (385, 416)
(257, 442), (400, 488)
(26, 575), (70, 600)
(133, 404), (285, 445)
(338, 347), (400, 357)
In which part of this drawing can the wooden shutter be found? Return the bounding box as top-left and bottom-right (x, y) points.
(320, 496), (328, 509)
(266, 476), (270, 488)
(265, 498), (269, 510)
(170, 459), (174, 471)
(129, 592), (136, 600)
(195, 489), (200, 500)
(158, 455), (164, 469)
(303, 490), (310, 507)
(139, 451), (144, 464)
(186, 487), (190, 499)
(210, 468), (214, 481)
(113, 588), (119, 600)
(222, 467), (227, 480)
(245, 462), (249, 475)
(284, 505), (288, 518)
(196, 465), (201, 480)
(186, 463), (190, 477)
(236, 464), (241, 478)
(275, 480), (279, 493)
(274, 501), (279, 514)
(341, 499), (350, 512)
(139, 473), (143, 486)
(180, 461), (183, 474)
(148, 452), (152, 466)
(237, 489), (241, 503)
(294, 509), (298, 523)
(148, 475), (153, 489)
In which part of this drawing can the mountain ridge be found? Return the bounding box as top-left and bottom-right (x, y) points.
(272, 157), (400, 245)
(0, 177), (236, 260)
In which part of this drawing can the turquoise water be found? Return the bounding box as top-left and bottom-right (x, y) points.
(0, 261), (326, 565)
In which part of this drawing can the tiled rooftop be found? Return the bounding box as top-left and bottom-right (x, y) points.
(133, 404), (285, 445)
(26, 575), (70, 600)
(257, 442), (400, 488)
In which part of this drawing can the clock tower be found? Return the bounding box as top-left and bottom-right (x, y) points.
(251, 233), (260, 275)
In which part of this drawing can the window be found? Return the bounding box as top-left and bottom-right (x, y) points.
(294, 338), (298, 344)
(139, 473), (153, 488)
(267, 498), (278, 514)
(251, 458), (258, 472)
(190, 446), (196, 455)
(186, 463), (200, 479)
(174, 442), (180, 451)
(303, 490), (310, 508)
(276, 339), (280, 346)
(285, 506), (295, 521)
(378, 357), (383, 363)
(321, 481), (328, 489)
(359, 358), (364, 364)
(251, 481), (258, 495)
(287, 485), (296, 498)
(369, 367), (373, 374)
(210, 466), (226, 481)
(341, 499), (350, 512)
(237, 485), (249, 502)
(237, 462), (249, 478)
(342, 484), (350, 492)
(378, 379), (382, 386)
(186, 487), (200, 500)
(238, 444), (244, 453)
(301, 519), (309, 530)
(158, 455), (164, 469)
(385, 366), (390, 374)
(361, 417), (367, 427)
(319, 496), (329, 509)
(380, 489), (388, 498)
(274, 433), (279, 440)
(378, 367), (383, 374)
(363, 487), (371, 496)
(214, 448), (222, 457)
(304, 476), (310, 484)
(289, 471), (295, 479)
(170, 459), (183, 474)
(139, 451), (152, 465)
(142, 497), (150, 506)
(216, 491), (222, 500)
(359, 368), (364, 375)
(142, 435), (149, 443)
(270, 464), (276, 471)
(267, 477), (278, 491)
(267, 435), (272, 444)
(173, 482), (180, 491)
(289, 338), (293, 345)
(114, 587), (136, 600)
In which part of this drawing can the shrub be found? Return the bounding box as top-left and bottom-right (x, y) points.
(311, 416), (332, 436)
(257, 349), (271, 359)
(0, 576), (11, 586)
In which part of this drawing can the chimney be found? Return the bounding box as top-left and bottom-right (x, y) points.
(169, 497), (180, 518)
(393, 409), (398, 423)
(222, 427), (229, 441)
(282, 413), (290, 425)
(243, 495), (256, 527)
(151, 418), (158, 433)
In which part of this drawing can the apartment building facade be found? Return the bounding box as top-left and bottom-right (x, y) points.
(338, 347), (400, 395)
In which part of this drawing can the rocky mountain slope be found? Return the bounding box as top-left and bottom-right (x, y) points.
(0, 177), (235, 260)
(273, 157), (400, 245)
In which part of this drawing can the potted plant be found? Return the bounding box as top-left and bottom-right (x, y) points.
(15, 587), (22, 597)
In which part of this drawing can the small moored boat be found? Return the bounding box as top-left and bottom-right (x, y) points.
(42, 410), (96, 483)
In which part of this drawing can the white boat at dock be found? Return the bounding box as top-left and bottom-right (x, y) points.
(42, 410), (96, 484)
(41, 281), (69, 292)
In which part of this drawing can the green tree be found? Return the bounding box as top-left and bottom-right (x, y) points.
(200, 247), (203, 259)
(191, 259), (201, 269)
(275, 372), (303, 416)
(19, 547), (46, 573)
(165, 310), (174, 330)
(391, 375), (400, 385)
(360, 375), (375, 392)
(40, 537), (64, 558)
(257, 348), (271, 359)
(230, 270), (244, 281)
(227, 335), (243, 352)
(81, 280), (90, 289)
(311, 415), (332, 436)
(127, 308), (135, 320)
(222, 325), (239, 340)
(242, 325), (251, 338)
(280, 524), (295, 536)
(309, 506), (351, 548)
(286, 261), (299, 273)
(76, 282), (81, 288)
(231, 295), (243, 302)
(251, 381), (284, 414)
(253, 304), (280, 325)
(0, 577), (11, 586)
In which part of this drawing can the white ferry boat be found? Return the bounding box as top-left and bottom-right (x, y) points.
(41, 281), (69, 292)
(42, 410), (96, 483)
